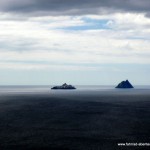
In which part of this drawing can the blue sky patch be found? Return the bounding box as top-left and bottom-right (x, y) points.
(59, 18), (112, 31)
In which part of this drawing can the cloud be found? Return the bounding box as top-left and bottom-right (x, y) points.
(1, 9), (150, 70)
(0, 13), (150, 69)
(0, 0), (150, 16)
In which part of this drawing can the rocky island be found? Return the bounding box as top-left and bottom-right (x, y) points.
(51, 83), (76, 90)
(116, 80), (134, 88)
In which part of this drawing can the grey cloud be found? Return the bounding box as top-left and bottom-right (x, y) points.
(0, 0), (150, 16)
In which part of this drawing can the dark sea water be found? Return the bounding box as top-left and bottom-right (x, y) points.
(0, 85), (150, 150)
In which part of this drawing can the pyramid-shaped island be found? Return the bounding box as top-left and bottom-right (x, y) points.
(116, 80), (134, 88)
(51, 83), (76, 90)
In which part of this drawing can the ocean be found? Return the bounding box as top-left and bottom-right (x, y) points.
(0, 85), (150, 150)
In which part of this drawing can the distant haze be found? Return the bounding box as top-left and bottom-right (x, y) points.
(0, 0), (150, 85)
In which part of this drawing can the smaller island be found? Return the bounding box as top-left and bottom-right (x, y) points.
(116, 80), (134, 88)
(51, 83), (76, 90)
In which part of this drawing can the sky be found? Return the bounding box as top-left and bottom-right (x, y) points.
(0, 0), (150, 85)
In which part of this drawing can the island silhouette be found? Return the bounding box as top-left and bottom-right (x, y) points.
(51, 83), (76, 89)
(116, 80), (134, 88)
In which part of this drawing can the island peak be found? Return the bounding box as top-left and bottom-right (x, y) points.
(116, 80), (134, 88)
